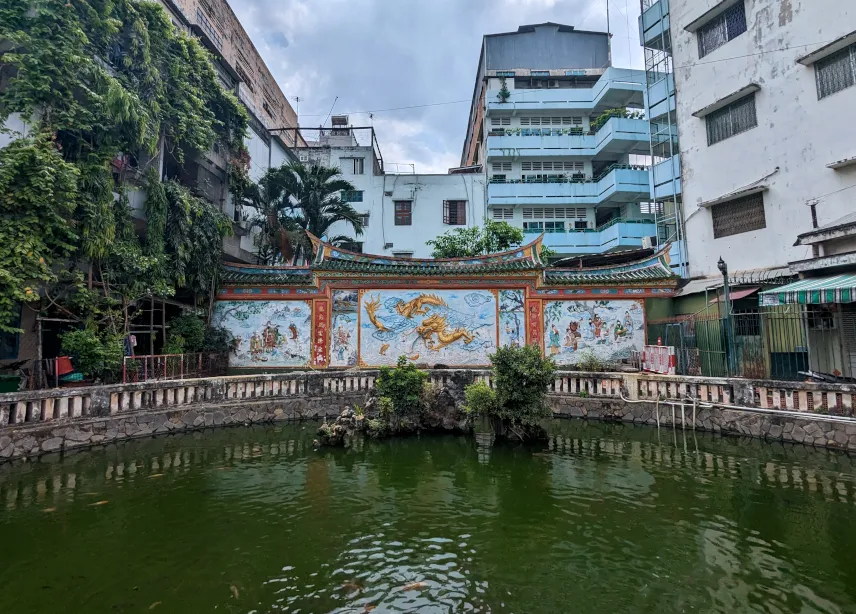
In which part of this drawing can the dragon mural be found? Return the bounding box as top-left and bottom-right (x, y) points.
(359, 290), (497, 366)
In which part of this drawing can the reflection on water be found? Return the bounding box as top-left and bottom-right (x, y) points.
(1, 421), (855, 613)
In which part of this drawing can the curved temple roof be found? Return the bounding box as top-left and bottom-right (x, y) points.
(220, 232), (677, 287)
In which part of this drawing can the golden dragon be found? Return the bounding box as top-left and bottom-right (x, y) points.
(415, 314), (476, 351)
(395, 294), (447, 319)
(364, 295), (390, 332)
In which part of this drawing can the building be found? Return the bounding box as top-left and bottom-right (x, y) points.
(287, 119), (485, 258)
(640, 0), (856, 281)
(155, 0), (300, 264)
(461, 23), (656, 258)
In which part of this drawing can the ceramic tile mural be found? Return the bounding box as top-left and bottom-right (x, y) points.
(543, 299), (645, 365)
(329, 290), (358, 367)
(211, 300), (312, 367)
(358, 289), (498, 366)
(498, 290), (525, 348)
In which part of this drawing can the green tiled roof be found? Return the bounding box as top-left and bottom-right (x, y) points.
(221, 266), (315, 285)
(544, 251), (677, 285)
(313, 259), (542, 275)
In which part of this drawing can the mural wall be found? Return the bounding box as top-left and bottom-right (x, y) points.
(543, 299), (645, 366)
(212, 300), (312, 368)
(498, 290), (525, 348)
(358, 289), (498, 367)
(329, 290), (359, 367)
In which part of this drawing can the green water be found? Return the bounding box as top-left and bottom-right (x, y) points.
(1, 422), (856, 613)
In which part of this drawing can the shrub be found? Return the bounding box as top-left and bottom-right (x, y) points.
(575, 350), (605, 372)
(463, 380), (499, 417)
(61, 329), (124, 380)
(202, 326), (233, 352)
(485, 344), (556, 427)
(375, 356), (428, 416)
(166, 315), (205, 353)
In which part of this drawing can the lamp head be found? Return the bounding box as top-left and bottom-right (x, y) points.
(717, 257), (727, 275)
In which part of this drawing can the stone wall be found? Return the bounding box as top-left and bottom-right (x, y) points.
(0, 392), (365, 462)
(549, 396), (856, 452)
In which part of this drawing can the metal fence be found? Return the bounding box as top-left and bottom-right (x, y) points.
(122, 353), (229, 384)
(647, 308), (831, 381)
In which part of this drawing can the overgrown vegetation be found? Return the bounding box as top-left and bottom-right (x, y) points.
(0, 1), (248, 335)
(496, 77), (511, 103)
(590, 107), (645, 133)
(427, 220), (539, 259)
(464, 345), (556, 440)
(60, 328), (123, 381)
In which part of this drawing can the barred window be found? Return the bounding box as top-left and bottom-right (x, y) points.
(698, 2), (747, 58)
(492, 207), (514, 220)
(711, 192), (766, 239)
(394, 200), (412, 225)
(706, 94), (757, 145)
(443, 200), (467, 225)
(816, 43), (856, 99)
(341, 190), (363, 202)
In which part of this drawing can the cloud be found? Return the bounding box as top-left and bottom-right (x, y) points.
(230, 0), (644, 173)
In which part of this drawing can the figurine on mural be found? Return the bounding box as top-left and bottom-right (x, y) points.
(543, 300), (645, 365)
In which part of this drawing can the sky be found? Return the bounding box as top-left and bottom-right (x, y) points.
(230, 0), (644, 174)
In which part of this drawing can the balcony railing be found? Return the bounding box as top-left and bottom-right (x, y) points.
(490, 164), (650, 185)
(522, 217), (656, 235)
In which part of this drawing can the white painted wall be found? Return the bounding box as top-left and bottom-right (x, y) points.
(296, 145), (486, 257)
(670, 0), (856, 277)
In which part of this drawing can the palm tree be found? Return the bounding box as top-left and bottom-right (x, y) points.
(237, 161), (364, 265)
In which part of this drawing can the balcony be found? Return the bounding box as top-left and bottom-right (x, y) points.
(524, 219), (658, 256)
(652, 155), (681, 199)
(488, 166), (651, 206)
(639, 0), (670, 49)
(486, 117), (650, 159)
(486, 68), (645, 114)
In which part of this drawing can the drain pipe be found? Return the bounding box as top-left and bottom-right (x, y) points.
(618, 391), (856, 426)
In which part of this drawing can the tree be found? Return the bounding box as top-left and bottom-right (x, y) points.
(238, 162), (364, 264)
(426, 220), (525, 258)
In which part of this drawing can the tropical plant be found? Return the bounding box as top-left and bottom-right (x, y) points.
(426, 220), (525, 258)
(497, 77), (511, 103)
(465, 345), (556, 436)
(166, 315), (206, 353)
(237, 162), (364, 264)
(574, 349), (606, 372)
(61, 328), (124, 381)
(375, 356), (428, 416)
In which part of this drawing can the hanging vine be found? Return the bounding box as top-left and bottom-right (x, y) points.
(0, 0), (249, 332)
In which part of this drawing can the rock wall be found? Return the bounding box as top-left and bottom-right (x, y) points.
(549, 396), (856, 452)
(0, 393), (365, 461)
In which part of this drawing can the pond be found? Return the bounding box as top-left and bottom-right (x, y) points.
(1, 420), (855, 613)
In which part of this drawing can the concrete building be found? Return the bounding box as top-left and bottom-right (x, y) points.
(155, 0), (300, 263)
(640, 0), (856, 281)
(290, 120), (484, 258)
(461, 23), (656, 258)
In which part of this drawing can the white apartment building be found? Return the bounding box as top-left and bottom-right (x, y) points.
(461, 23), (656, 258)
(293, 119), (485, 258)
(641, 0), (856, 280)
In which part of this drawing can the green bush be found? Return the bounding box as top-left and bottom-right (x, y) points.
(574, 350), (605, 372)
(166, 315), (205, 352)
(375, 356), (428, 416)
(463, 380), (499, 416)
(202, 326), (233, 352)
(482, 344), (556, 426)
(61, 329), (124, 380)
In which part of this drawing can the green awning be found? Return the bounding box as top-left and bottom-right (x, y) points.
(759, 274), (856, 306)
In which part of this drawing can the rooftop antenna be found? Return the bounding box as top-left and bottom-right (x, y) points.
(606, 0), (612, 67)
(295, 96), (299, 124)
(322, 96), (338, 128)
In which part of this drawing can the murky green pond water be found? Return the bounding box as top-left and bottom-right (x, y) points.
(1, 421), (855, 613)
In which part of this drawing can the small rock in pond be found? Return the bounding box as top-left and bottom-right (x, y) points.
(230, 585), (239, 599)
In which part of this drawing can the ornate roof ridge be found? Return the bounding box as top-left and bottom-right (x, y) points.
(548, 244), (674, 274)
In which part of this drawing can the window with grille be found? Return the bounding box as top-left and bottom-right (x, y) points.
(358, 213), (369, 228)
(524, 221), (564, 233)
(496, 71), (515, 77)
(394, 200), (412, 225)
(392, 251), (414, 258)
(492, 162), (512, 172)
(490, 117), (511, 126)
(697, 2), (747, 58)
(522, 207), (587, 219)
(706, 94), (757, 145)
(443, 200), (467, 225)
(492, 207), (514, 220)
(342, 190), (363, 202)
(711, 192), (766, 238)
(815, 43), (856, 99)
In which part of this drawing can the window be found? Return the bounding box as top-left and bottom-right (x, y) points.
(358, 213), (369, 228)
(816, 43), (856, 99)
(492, 207), (514, 220)
(711, 192), (766, 238)
(574, 220), (589, 230)
(523, 221), (564, 233)
(490, 117), (511, 126)
(531, 70), (550, 77)
(496, 71), (516, 77)
(342, 190), (363, 202)
(392, 251), (414, 258)
(492, 162), (512, 172)
(698, 2), (747, 58)
(706, 94), (757, 145)
(522, 207), (587, 219)
(394, 200), (412, 225)
(342, 157), (364, 174)
(443, 200), (467, 225)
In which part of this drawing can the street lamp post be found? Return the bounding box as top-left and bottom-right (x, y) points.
(718, 257), (736, 377)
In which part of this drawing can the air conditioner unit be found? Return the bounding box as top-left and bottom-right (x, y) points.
(384, 243), (393, 249)
(384, 191), (393, 197)
(642, 236), (657, 249)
